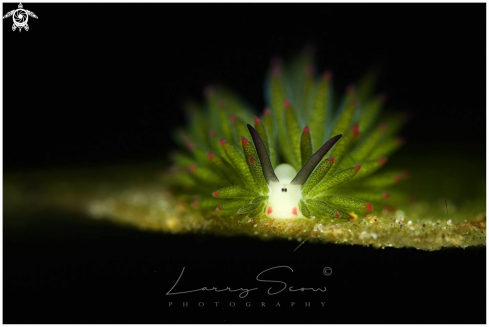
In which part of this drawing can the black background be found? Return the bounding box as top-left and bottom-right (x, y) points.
(3, 3), (486, 323)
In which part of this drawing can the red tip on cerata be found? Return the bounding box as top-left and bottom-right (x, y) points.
(271, 66), (280, 78)
(303, 126), (310, 133)
(203, 85), (214, 98)
(271, 58), (282, 77)
(292, 207), (298, 216)
(355, 165), (361, 172)
(249, 157), (256, 163)
(237, 209), (242, 214)
(329, 157), (335, 163)
(264, 108), (271, 116)
(378, 93), (387, 104)
(352, 124), (360, 137)
(380, 123), (387, 131)
(189, 165), (197, 172)
(192, 201), (198, 208)
(271, 56), (281, 65)
(241, 137), (249, 145)
(306, 64), (314, 76)
(366, 203), (373, 211)
(254, 116), (261, 124)
(267, 207), (273, 215)
(217, 205), (223, 211)
(213, 191), (219, 198)
(283, 99), (291, 108)
(182, 134), (191, 143)
(322, 70), (332, 81)
(219, 139), (226, 146)
(349, 215), (355, 220)
(207, 152), (215, 160)
(230, 114), (237, 122)
(394, 175), (402, 183)
(379, 157), (387, 165)
(383, 193), (390, 199)
(335, 212), (341, 218)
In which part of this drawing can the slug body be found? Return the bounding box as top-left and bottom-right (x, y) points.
(246, 123), (342, 219)
(170, 51), (405, 220)
(267, 164), (304, 218)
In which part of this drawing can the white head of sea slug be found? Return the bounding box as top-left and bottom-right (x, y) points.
(247, 124), (342, 219)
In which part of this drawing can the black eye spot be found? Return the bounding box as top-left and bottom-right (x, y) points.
(281, 188), (285, 192)
(284, 188), (287, 192)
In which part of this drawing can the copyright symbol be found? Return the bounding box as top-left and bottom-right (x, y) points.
(323, 267), (332, 276)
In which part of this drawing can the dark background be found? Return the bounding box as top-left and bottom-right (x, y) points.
(3, 3), (486, 323)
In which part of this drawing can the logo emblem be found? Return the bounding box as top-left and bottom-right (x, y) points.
(323, 267), (332, 276)
(3, 3), (38, 32)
